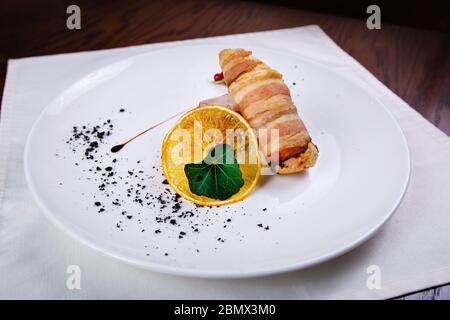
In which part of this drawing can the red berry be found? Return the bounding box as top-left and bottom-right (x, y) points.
(214, 72), (224, 81)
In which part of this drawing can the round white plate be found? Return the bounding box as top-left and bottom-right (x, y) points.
(24, 44), (410, 278)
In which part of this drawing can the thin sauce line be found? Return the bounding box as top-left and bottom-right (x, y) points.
(110, 108), (191, 153)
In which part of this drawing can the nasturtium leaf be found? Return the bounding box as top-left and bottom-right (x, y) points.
(184, 144), (244, 200)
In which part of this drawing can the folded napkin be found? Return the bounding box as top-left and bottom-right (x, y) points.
(1, 25), (449, 299)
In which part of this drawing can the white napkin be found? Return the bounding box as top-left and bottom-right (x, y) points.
(1, 25), (449, 299)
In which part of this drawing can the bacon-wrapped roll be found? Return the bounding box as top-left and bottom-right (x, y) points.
(218, 48), (318, 174)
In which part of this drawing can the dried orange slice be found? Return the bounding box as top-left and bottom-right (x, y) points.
(162, 105), (260, 206)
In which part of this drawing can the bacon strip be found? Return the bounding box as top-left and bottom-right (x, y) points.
(224, 60), (258, 85)
(239, 82), (290, 112)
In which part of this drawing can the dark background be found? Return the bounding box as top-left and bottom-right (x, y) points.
(0, 0), (449, 299)
(260, 0), (450, 31)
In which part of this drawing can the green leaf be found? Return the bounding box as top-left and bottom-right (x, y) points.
(209, 79), (226, 85)
(184, 144), (244, 200)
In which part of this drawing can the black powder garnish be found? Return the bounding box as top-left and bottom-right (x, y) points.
(63, 113), (277, 258)
(172, 203), (181, 213)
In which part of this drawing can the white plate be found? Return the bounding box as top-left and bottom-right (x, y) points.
(24, 44), (410, 278)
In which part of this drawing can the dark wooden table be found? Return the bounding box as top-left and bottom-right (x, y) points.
(0, 0), (449, 299)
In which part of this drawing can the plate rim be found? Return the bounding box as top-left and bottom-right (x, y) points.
(23, 44), (411, 278)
